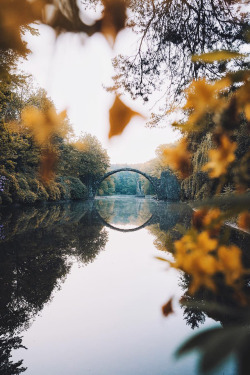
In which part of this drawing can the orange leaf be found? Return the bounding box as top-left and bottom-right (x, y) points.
(238, 212), (250, 232)
(192, 50), (245, 63)
(109, 96), (144, 138)
(155, 256), (168, 262)
(162, 298), (174, 317)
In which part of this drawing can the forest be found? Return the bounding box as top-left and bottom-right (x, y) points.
(1, 1), (250, 375)
(0, 72), (110, 204)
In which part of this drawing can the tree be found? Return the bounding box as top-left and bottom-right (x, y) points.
(109, 0), (249, 123)
(75, 134), (110, 182)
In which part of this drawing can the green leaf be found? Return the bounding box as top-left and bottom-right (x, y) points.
(191, 193), (250, 212)
(200, 327), (244, 373)
(177, 326), (247, 374)
(237, 334), (250, 375)
(176, 327), (223, 356)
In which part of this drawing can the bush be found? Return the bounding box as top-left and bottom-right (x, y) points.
(55, 177), (71, 200)
(66, 177), (87, 200)
(28, 179), (49, 201)
(45, 181), (62, 201)
(0, 172), (88, 205)
(0, 172), (19, 204)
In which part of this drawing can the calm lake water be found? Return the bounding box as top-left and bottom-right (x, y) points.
(1, 196), (245, 374)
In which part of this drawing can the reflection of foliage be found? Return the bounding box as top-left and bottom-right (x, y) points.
(149, 198), (250, 372)
(95, 196), (155, 226)
(147, 202), (193, 251)
(182, 304), (206, 330)
(0, 202), (108, 372)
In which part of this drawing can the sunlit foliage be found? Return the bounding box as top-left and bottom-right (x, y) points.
(0, 76), (110, 204)
(1, 0), (250, 374)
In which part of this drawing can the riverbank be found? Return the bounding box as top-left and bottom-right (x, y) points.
(0, 173), (88, 205)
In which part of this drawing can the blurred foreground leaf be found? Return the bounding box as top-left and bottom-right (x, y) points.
(177, 326), (249, 374)
(191, 193), (250, 212)
(192, 51), (245, 63)
(162, 298), (174, 317)
(109, 96), (144, 138)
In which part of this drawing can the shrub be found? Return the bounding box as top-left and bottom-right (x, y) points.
(45, 181), (62, 201)
(28, 178), (49, 201)
(67, 177), (87, 200)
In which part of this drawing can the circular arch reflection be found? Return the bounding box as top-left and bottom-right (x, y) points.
(94, 208), (156, 232)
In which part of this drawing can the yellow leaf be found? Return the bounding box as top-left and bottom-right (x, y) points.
(202, 135), (237, 178)
(192, 50), (245, 63)
(109, 96), (144, 138)
(21, 106), (67, 145)
(161, 138), (192, 179)
(244, 103), (250, 121)
(183, 78), (230, 127)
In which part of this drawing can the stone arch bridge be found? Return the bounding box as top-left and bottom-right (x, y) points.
(87, 168), (180, 201)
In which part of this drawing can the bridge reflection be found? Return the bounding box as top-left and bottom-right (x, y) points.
(93, 196), (193, 233)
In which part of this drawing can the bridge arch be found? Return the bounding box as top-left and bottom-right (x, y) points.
(93, 168), (159, 198)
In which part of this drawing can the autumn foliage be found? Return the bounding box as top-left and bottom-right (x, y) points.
(0, 1), (250, 374)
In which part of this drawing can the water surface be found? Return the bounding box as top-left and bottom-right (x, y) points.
(0, 196), (244, 374)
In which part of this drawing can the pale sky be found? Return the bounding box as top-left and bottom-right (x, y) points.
(21, 24), (181, 164)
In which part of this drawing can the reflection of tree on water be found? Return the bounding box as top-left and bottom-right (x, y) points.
(0, 202), (108, 374)
(95, 197), (193, 231)
(2, 198), (249, 374)
(149, 211), (250, 332)
(95, 196), (155, 227)
(0, 198), (194, 373)
(180, 227), (250, 331)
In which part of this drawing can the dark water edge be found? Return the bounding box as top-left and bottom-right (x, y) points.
(0, 197), (248, 375)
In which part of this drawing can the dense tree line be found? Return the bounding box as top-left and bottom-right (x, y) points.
(0, 74), (110, 205)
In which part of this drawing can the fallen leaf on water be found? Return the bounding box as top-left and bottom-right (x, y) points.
(162, 298), (174, 317)
(109, 96), (145, 138)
